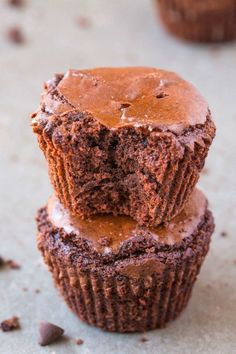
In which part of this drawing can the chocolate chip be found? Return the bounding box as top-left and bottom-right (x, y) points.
(7, 26), (25, 44)
(75, 338), (84, 345)
(38, 321), (64, 346)
(0, 316), (20, 332)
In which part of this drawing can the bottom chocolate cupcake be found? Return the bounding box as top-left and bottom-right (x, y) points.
(36, 189), (214, 333)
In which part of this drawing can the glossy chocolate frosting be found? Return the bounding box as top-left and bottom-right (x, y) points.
(39, 67), (208, 132)
(47, 189), (208, 254)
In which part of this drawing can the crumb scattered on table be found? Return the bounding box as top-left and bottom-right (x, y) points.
(0, 256), (4, 267)
(0, 316), (20, 332)
(140, 336), (148, 342)
(76, 16), (91, 28)
(7, 26), (25, 44)
(6, 259), (21, 269)
(0, 257), (21, 270)
(220, 231), (228, 237)
(75, 338), (84, 345)
(8, 0), (24, 7)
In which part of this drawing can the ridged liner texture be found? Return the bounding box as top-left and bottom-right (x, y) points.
(33, 108), (215, 227)
(36, 207), (214, 332)
(157, 0), (236, 42)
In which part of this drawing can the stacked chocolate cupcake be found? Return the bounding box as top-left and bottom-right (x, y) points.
(156, 0), (236, 42)
(32, 67), (215, 332)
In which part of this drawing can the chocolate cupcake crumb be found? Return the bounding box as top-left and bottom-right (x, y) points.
(140, 336), (148, 342)
(0, 256), (4, 267)
(6, 259), (21, 269)
(7, 26), (25, 44)
(0, 316), (20, 332)
(8, 0), (24, 7)
(0, 257), (21, 270)
(220, 231), (227, 237)
(75, 339), (84, 345)
(77, 16), (91, 28)
(38, 321), (64, 346)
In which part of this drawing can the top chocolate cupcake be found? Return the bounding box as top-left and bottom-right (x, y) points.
(32, 67), (215, 226)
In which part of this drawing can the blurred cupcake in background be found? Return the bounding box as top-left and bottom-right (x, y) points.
(156, 0), (236, 42)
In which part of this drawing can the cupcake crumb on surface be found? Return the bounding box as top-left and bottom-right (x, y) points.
(0, 316), (20, 332)
(7, 26), (25, 44)
(75, 338), (84, 345)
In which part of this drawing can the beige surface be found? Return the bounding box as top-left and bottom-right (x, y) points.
(0, 1), (236, 353)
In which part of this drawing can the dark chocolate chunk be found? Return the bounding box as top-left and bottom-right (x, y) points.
(0, 316), (20, 332)
(38, 321), (64, 346)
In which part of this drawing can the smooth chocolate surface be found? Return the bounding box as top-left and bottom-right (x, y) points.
(48, 189), (207, 253)
(41, 67), (208, 131)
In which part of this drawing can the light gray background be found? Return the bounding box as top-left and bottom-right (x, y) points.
(0, 1), (236, 353)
